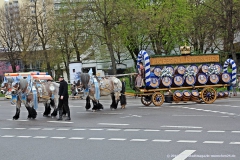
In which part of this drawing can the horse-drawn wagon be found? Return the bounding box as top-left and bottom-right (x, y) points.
(129, 47), (236, 107)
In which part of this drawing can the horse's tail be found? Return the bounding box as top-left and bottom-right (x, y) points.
(80, 73), (90, 89)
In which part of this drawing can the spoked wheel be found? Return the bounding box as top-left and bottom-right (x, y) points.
(141, 95), (152, 106)
(201, 87), (217, 104)
(151, 92), (164, 106)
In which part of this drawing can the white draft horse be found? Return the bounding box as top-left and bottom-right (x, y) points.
(79, 70), (123, 111)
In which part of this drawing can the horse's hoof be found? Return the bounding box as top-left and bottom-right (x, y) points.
(92, 110), (96, 112)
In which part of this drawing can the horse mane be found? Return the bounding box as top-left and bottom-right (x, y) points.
(80, 73), (90, 89)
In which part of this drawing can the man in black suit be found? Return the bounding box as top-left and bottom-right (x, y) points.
(57, 75), (71, 121)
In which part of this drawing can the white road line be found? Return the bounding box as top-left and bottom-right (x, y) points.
(72, 128), (86, 131)
(210, 111), (219, 113)
(231, 131), (240, 133)
(17, 136), (31, 138)
(172, 150), (196, 160)
(195, 109), (203, 111)
(51, 137), (66, 139)
(124, 129), (140, 131)
(231, 106), (240, 108)
(164, 130), (180, 132)
(185, 130), (202, 132)
(1, 135), (15, 137)
(56, 128), (70, 131)
(177, 140), (197, 143)
(33, 136), (48, 138)
(106, 129), (121, 131)
(219, 112), (228, 114)
(144, 129), (160, 132)
(108, 138), (126, 141)
(42, 128), (54, 130)
(69, 137), (84, 140)
(207, 130), (225, 133)
(98, 123), (129, 126)
(130, 139), (148, 142)
(188, 108), (196, 110)
(203, 141), (224, 144)
(89, 129), (104, 131)
(88, 138), (105, 140)
(152, 139), (171, 142)
(203, 110), (212, 112)
(28, 128), (41, 130)
(1, 128), (12, 130)
(7, 119), (29, 121)
(47, 121), (73, 124)
(229, 142), (240, 144)
(161, 125), (202, 129)
(14, 128), (26, 130)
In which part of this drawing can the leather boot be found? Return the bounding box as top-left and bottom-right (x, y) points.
(57, 110), (63, 120)
(65, 111), (71, 121)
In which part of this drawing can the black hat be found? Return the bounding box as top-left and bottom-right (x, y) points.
(59, 75), (64, 79)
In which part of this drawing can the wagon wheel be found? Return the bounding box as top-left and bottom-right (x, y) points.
(141, 95), (152, 106)
(201, 87), (217, 104)
(151, 92), (165, 106)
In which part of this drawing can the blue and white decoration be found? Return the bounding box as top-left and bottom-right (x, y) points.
(137, 50), (151, 87)
(223, 58), (237, 85)
(88, 68), (100, 100)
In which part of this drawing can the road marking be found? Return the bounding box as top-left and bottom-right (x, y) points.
(188, 108), (196, 110)
(47, 121), (73, 124)
(7, 119), (29, 121)
(17, 136), (31, 138)
(89, 129), (104, 131)
(51, 137), (66, 139)
(203, 141), (224, 144)
(88, 138), (105, 140)
(177, 140), (197, 143)
(106, 129), (121, 131)
(232, 131), (240, 133)
(231, 106), (240, 108)
(1, 128), (12, 130)
(1, 135), (15, 137)
(33, 136), (48, 138)
(164, 130), (180, 132)
(56, 128), (70, 131)
(42, 128), (54, 130)
(14, 128), (26, 130)
(161, 125), (202, 129)
(108, 138), (126, 141)
(72, 128), (86, 131)
(69, 137), (84, 140)
(185, 130), (202, 132)
(152, 139), (171, 142)
(130, 139), (148, 142)
(210, 111), (220, 113)
(203, 110), (212, 112)
(172, 150), (196, 160)
(195, 109), (203, 111)
(124, 129), (140, 131)
(229, 142), (240, 144)
(207, 130), (225, 133)
(28, 128), (41, 130)
(144, 129), (160, 132)
(98, 123), (129, 126)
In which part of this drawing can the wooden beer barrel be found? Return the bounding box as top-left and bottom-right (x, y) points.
(149, 76), (160, 88)
(198, 64), (209, 73)
(173, 75), (184, 87)
(166, 66), (174, 75)
(174, 65), (186, 75)
(153, 66), (161, 77)
(182, 90), (191, 101)
(173, 90), (182, 102)
(184, 75), (196, 86)
(208, 74), (219, 84)
(213, 63), (222, 73)
(191, 90), (199, 101)
(219, 73), (231, 84)
(196, 73), (208, 85)
(161, 76), (172, 87)
(189, 64), (199, 74)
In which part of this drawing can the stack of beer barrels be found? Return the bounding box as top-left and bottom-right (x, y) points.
(149, 63), (232, 102)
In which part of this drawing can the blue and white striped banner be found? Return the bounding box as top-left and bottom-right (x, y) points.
(223, 58), (237, 85)
(137, 50), (151, 87)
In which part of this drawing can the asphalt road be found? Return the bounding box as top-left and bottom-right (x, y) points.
(0, 96), (240, 160)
